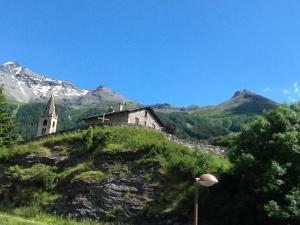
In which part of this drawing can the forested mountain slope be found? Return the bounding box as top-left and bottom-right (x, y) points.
(156, 90), (278, 139)
(10, 90), (278, 141)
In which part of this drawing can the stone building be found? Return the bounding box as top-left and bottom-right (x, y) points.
(36, 95), (58, 137)
(82, 103), (164, 130)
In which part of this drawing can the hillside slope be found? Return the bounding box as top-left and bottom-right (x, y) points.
(156, 90), (278, 139)
(11, 90), (278, 141)
(0, 126), (229, 225)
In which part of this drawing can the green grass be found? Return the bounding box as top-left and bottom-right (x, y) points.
(107, 163), (129, 174)
(0, 143), (51, 161)
(0, 207), (118, 225)
(9, 164), (58, 191)
(75, 170), (106, 183)
(58, 162), (92, 180)
(0, 125), (231, 222)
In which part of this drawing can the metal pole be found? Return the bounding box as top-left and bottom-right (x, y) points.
(194, 182), (199, 225)
(102, 113), (105, 123)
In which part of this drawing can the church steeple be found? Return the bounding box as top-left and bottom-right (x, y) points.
(43, 94), (56, 117)
(36, 94), (58, 137)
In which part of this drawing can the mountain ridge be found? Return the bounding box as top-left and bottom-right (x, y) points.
(1, 61), (280, 141)
(0, 61), (280, 111)
(0, 61), (133, 105)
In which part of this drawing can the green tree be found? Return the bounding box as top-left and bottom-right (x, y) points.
(0, 86), (17, 146)
(228, 104), (300, 225)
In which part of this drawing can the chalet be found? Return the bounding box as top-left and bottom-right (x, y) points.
(82, 103), (164, 130)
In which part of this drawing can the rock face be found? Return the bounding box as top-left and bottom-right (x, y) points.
(0, 61), (133, 105)
(0, 149), (189, 225)
(0, 61), (88, 103)
(55, 172), (154, 222)
(75, 85), (131, 106)
(167, 134), (225, 155)
(53, 151), (161, 223)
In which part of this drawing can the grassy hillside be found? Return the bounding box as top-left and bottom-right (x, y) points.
(0, 126), (229, 224)
(0, 209), (114, 225)
(157, 90), (278, 139)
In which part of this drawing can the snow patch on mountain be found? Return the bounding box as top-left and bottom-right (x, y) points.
(0, 61), (133, 105)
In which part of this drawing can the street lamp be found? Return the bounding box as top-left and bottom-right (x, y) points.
(194, 174), (218, 225)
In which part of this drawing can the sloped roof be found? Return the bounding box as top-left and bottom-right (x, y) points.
(82, 106), (164, 127)
(42, 95), (56, 117)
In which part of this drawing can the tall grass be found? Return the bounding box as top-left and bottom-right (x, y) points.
(0, 206), (119, 225)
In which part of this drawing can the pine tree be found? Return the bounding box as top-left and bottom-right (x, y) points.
(0, 86), (17, 146)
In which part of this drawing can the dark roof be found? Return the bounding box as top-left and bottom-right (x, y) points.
(42, 95), (56, 117)
(82, 106), (164, 127)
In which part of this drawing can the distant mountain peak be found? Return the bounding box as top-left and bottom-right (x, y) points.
(218, 89), (278, 114)
(76, 84), (133, 106)
(1, 61), (22, 73)
(232, 89), (256, 98)
(0, 61), (134, 105)
(2, 61), (19, 66)
(95, 85), (112, 92)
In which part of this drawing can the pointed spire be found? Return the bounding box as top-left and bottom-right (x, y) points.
(43, 94), (56, 117)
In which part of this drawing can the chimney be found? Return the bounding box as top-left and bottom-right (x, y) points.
(119, 101), (125, 111)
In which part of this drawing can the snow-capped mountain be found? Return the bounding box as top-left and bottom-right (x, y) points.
(74, 85), (132, 106)
(0, 61), (132, 104)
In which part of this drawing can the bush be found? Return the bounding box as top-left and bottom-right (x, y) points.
(84, 127), (94, 151)
(9, 164), (57, 190)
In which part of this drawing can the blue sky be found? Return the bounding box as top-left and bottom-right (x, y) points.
(1, 0), (300, 106)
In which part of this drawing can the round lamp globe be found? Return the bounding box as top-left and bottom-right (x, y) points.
(197, 174), (218, 187)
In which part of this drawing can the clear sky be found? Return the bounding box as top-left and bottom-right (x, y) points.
(1, 0), (300, 106)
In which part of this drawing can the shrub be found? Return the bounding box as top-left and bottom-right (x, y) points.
(84, 127), (94, 151)
(9, 164), (57, 190)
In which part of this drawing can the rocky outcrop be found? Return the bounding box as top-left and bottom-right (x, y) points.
(55, 172), (154, 223)
(0, 149), (189, 225)
(166, 134), (226, 155)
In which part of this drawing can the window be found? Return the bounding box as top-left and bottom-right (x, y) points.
(144, 121), (147, 127)
(135, 117), (139, 125)
(145, 111), (148, 118)
(43, 119), (47, 126)
(53, 121), (55, 128)
(42, 128), (46, 135)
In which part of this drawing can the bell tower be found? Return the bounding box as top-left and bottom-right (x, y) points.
(36, 95), (58, 137)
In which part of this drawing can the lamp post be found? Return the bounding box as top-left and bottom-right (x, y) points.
(194, 174), (218, 225)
